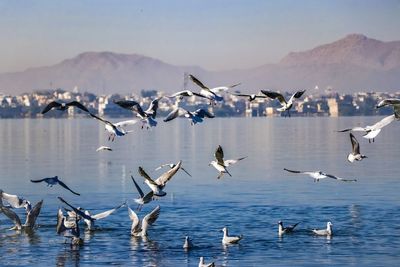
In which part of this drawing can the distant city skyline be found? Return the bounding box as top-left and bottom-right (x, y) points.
(0, 0), (400, 73)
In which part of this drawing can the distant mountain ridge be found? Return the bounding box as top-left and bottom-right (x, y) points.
(1, 34), (400, 94)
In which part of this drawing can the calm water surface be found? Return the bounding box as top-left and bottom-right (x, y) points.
(0, 117), (399, 266)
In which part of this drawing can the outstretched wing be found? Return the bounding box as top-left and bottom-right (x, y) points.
(163, 108), (187, 122)
(261, 90), (287, 105)
(349, 133), (360, 154)
(24, 200), (43, 228)
(156, 161), (182, 186)
(189, 74), (209, 90)
(215, 145), (225, 166)
(57, 179), (80, 196)
(326, 173), (357, 182)
(337, 127), (366, 132)
(138, 167), (158, 186)
(291, 90), (306, 100)
(92, 201), (126, 220)
(370, 114), (395, 130)
(127, 206), (141, 234)
(131, 176), (144, 198)
(30, 178), (48, 183)
(142, 205), (161, 234)
(57, 197), (94, 221)
(145, 98), (160, 118)
(41, 101), (62, 114)
(194, 109), (215, 118)
(67, 101), (90, 113)
(56, 208), (67, 234)
(0, 205), (22, 229)
(224, 156), (247, 166)
(115, 119), (140, 128)
(1, 191), (26, 208)
(283, 168), (304, 174)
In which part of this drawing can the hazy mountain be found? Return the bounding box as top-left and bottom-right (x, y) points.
(1, 34), (400, 95)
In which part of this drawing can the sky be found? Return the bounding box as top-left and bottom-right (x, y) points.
(0, 0), (400, 73)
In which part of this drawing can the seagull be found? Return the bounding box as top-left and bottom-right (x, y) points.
(312, 221), (333, 236)
(222, 227), (243, 244)
(164, 107), (215, 125)
(138, 161), (182, 197)
(376, 98), (400, 118)
(90, 113), (139, 141)
(278, 221), (300, 236)
(166, 90), (209, 100)
(79, 202), (126, 231)
(155, 163), (192, 177)
(131, 176), (154, 210)
(57, 197), (95, 224)
(96, 146), (112, 152)
(31, 176), (80, 195)
(183, 235), (193, 249)
(0, 189), (29, 208)
(199, 257), (215, 267)
(41, 100), (90, 114)
(209, 145), (247, 179)
(284, 168), (357, 182)
(57, 208), (83, 246)
(230, 92), (267, 102)
(347, 133), (367, 163)
(0, 200), (43, 230)
(189, 74), (240, 104)
(113, 98), (160, 128)
(128, 205), (160, 237)
(261, 90), (306, 117)
(338, 114), (396, 143)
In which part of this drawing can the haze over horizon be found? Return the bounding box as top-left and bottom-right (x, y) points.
(1, 0), (400, 73)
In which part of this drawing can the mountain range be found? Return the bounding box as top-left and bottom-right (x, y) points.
(1, 33), (400, 95)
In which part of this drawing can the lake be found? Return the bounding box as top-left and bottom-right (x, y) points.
(1, 116), (399, 266)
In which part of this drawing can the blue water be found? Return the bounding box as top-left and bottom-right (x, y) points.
(0, 117), (399, 266)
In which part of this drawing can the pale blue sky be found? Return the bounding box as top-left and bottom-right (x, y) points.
(0, 0), (399, 73)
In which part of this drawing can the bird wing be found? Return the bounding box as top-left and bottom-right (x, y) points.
(145, 98), (160, 118)
(337, 127), (366, 132)
(127, 206), (141, 233)
(56, 208), (67, 234)
(131, 176), (144, 198)
(289, 90), (306, 102)
(115, 119), (140, 128)
(57, 197), (95, 221)
(349, 133), (360, 154)
(283, 168), (305, 174)
(261, 90), (287, 105)
(155, 161), (182, 186)
(67, 101), (90, 113)
(231, 93), (250, 97)
(142, 191), (154, 203)
(1, 192), (26, 208)
(154, 163), (171, 171)
(142, 205), (161, 234)
(92, 202), (126, 220)
(180, 167), (192, 177)
(325, 173), (357, 182)
(168, 90), (192, 98)
(194, 109), (215, 118)
(138, 167), (158, 186)
(0, 206), (22, 229)
(57, 179), (80, 196)
(377, 98), (400, 108)
(96, 146), (112, 152)
(215, 145), (225, 166)
(370, 114), (395, 130)
(41, 101), (62, 114)
(224, 156), (247, 166)
(189, 74), (209, 90)
(163, 108), (187, 122)
(113, 99), (143, 113)
(30, 178), (48, 183)
(24, 200), (43, 228)
(90, 113), (118, 130)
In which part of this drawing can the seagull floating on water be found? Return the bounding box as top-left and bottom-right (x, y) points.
(31, 176), (80, 195)
(209, 145), (247, 179)
(222, 227), (243, 244)
(131, 176), (154, 210)
(183, 235), (194, 249)
(198, 257), (215, 267)
(347, 133), (367, 163)
(57, 208), (83, 246)
(96, 146), (112, 152)
(261, 90), (306, 117)
(0, 200), (43, 230)
(138, 161), (182, 197)
(155, 163), (192, 177)
(113, 98), (160, 128)
(278, 221), (300, 236)
(338, 114), (396, 143)
(41, 100), (90, 115)
(90, 114), (139, 141)
(128, 205), (160, 237)
(284, 168), (357, 182)
(376, 98), (400, 118)
(312, 221), (333, 236)
(164, 107), (215, 125)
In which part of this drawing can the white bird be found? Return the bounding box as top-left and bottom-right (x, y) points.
(183, 235), (193, 249)
(222, 227), (243, 244)
(41, 100), (90, 115)
(209, 145), (247, 179)
(338, 114), (396, 143)
(376, 98), (400, 118)
(56, 208), (83, 246)
(284, 168), (357, 182)
(230, 92), (267, 102)
(90, 113), (139, 141)
(164, 107), (215, 125)
(30, 176), (80, 196)
(131, 176), (154, 210)
(189, 74), (240, 104)
(96, 146), (112, 152)
(278, 221), (300, 236)
(261, 90), (306, 117)
(198, 257), (215, 267)
(312, 221), (333, 236)
(347, 133), (367, 163)
(155, 163), (192, 177)
(113, 98), (160, 129)
(0, 190), (29, 209)
(138, 161), (182, 197)
(166, 89), (210, 100)
(0, 200), (43, 230)
(128, 205), (160, 237)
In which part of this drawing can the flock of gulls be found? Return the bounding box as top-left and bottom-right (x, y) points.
(1, 74), (399, 267)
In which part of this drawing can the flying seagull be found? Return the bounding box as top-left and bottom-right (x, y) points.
(312, 221), (333, 236)
(198, 257), (215, 267)
(261, 90), (306, 117)
(138, 161), (182, 197)
(278, 221), (300, 236)
(0, 189), (29, 209)
(338, 114), (396, 143)
(90, 113), (139, 141)
(376, 98), (400, 118)
(163, 107), (215, 125)
(347, 133), (367, 163)
(209, 145), (247, 179)
(131, 176), (154, 210)
(96, 146), (112, 152)
(128, 205), (160, 237)
(155, 163), (192, 177)
(189, 74), (240, 104)
(283, 168), (357, 182)
(41, 100), (90, 115)
(0, 200), (43, 230)
(230, 92), (267, 102)
(222, 227), (243, 245)
(113, 98), (160, 128)
(31, 176), (80, 195)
